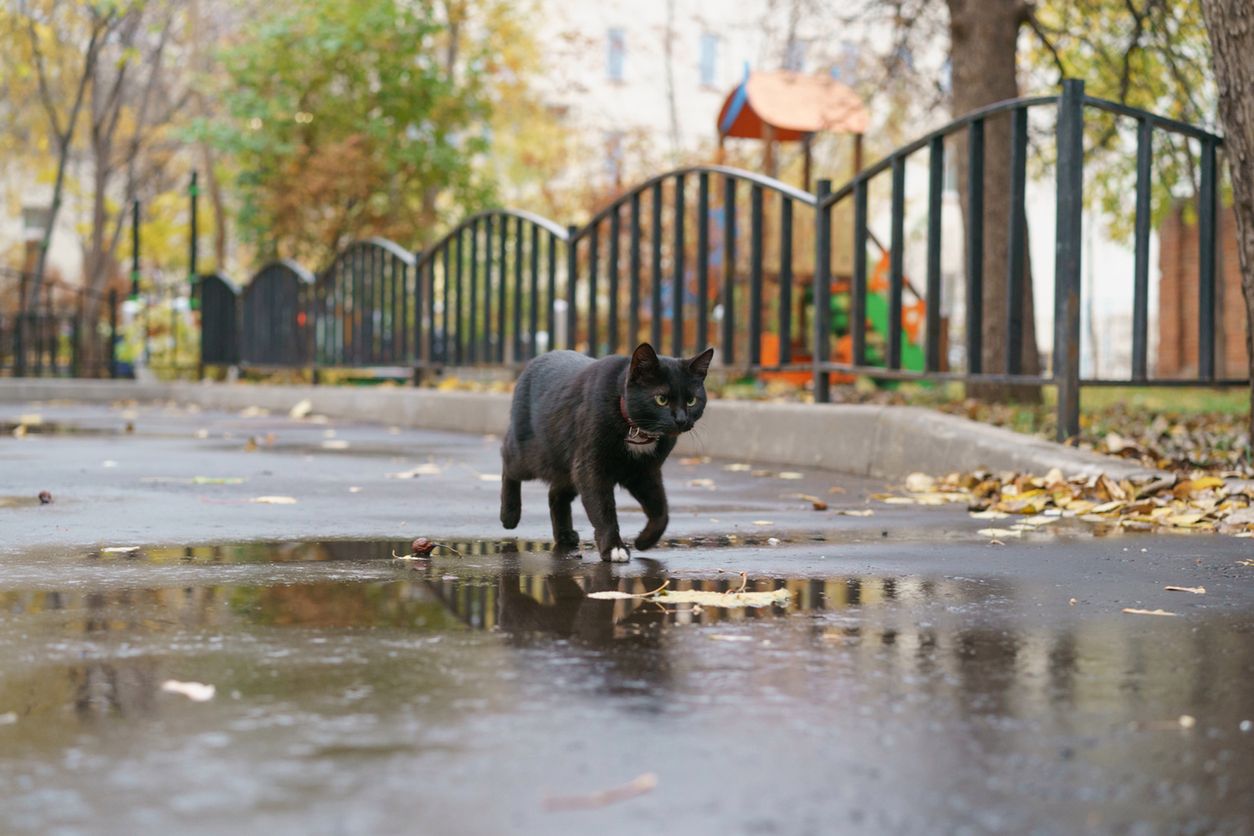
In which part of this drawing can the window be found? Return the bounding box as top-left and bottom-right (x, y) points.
(699, 32), (719, 87)
(607, 28), (625, 82)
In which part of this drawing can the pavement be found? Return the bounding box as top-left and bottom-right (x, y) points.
(0, 400), (1252, 835)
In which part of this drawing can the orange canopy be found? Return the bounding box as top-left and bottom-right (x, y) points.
(718, 70), (869, 141)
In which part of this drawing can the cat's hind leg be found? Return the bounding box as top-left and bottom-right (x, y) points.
(500, 477), (522, 529)
(548, 485), (580, 550)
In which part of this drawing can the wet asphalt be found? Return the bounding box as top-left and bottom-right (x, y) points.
(1, 400), (1252, 835)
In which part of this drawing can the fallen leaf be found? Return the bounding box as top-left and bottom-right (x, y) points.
(834, 509), (874, 517)
(708, 634), (753, 642)
(978, 528), (1023, 538)
(689, 478), (716, 489)
(777, 471), (804, 480)
(654, 588), (791, 608)
(1122, 608), (1178, 617)
(388, 463), (443, 479)
(543, 772), (658, 812)
(238, 406), (268, 418)
(1164, 585), (1206, 594)
(100, 546), (141, 554)
(321, 439), (350, 450)
(17, 413), (42, 426)
(192, 476), (245, 485)
(288, 399), (313, 419)
(969, 510), (1010, 520)
(752, 520), (774, 526)
(792, 493), (828, 511)
(723, 463), (751, 472)
(251, 496), (297, 505)
(160, 680), (215, 702)
(478, 473), (501, 482)
(905, 472), (935, 492)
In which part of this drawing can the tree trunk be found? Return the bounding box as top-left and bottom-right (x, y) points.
(946, 0), (1042, 403)
(1200, 0), (1254, 441)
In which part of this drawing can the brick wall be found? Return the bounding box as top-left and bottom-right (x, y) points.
(1156, 202), (1246, 379)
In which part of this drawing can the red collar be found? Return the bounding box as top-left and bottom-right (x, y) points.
(619, 396), (661, 445)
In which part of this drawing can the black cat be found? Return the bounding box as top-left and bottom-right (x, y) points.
(500, 342), (714, 562)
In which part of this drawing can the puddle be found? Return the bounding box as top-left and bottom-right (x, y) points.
(0, 539), (1250, 835)
(1, 420), (122, 437)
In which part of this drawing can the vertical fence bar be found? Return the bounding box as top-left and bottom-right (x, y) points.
(672, 174), (685, 356)
(497, 216), (507, 363)
(814, 179), (832, 402)
(130, 199), (141, 300)
(852, 178), (868, 366)
(424, 253), (434, 370)
(484, 217), (495, 362)
(779, 197), (793, 365)
(722, 176), (736, 364)
(442, 244), (451, 364)
(588, 223), (599, 356)
(1198, 136), (1217, 382)
(454, 232), (465, 365)
(888, 157), (905, 370)
(696, 172), (710, 353)
(629, 193), (641, 347)
(1131, 119), (1152, 382)
(1053, 79), (1085, 441)
(71, 290), (82, 378)
(566, 225), (578, 350)
(15, 272), (27, 376)
(749, 184), (764, 367)
(514, 217), (524, 362)
(966, 119), (985, 374)
(547, 231), (558, 350)
(529, 224), (540, 359)
(926, 136), (944, 373)
(608, 208), (620, 355)
(1006, 106), (1028, 375)
(650, 181), (663, 349)
(468, 220), (479, 363)
(108, 289), (118, 378)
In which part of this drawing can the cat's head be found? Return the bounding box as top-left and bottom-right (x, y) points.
(624, 343), (714, 435)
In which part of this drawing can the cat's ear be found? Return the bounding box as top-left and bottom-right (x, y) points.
(629, 342), (661, 381)
(687, 347), (714, 379)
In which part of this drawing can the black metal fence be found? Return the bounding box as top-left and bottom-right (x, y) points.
(9, 79), (1229, 441)
(0, 268), (117, 378)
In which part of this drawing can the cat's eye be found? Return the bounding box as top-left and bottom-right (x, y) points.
(686, 395), (697, 406)
(654, 394), (669, 406)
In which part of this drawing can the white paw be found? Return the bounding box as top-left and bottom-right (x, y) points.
(609, 546), (631, 563)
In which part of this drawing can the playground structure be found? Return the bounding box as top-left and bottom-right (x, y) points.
(717, 70), (933, 385)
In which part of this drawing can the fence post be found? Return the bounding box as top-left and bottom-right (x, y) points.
(1053, 79), (1084, 441)
(71, 290), (82, 378)
(108, 289), (118, 378)
(813, 178), (832, 402)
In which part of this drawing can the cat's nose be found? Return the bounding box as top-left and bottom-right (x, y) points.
(675, 410), (691, 430)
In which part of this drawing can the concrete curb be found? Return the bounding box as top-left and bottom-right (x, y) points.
(0, 379), (1152, 481)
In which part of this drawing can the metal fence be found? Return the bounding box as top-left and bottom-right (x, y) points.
(0, 268), (117, 378)
(9, 79), (1228, 441)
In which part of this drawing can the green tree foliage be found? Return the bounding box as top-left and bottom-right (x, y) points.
(1023, 0), (1216, 241)
(196, 0), (498, 266)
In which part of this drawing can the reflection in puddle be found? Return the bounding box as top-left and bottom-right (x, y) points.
(1, 538), (1252, 834)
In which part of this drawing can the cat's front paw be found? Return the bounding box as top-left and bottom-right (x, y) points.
(603, 546), (631, 563)
(554, 529), (581, 550)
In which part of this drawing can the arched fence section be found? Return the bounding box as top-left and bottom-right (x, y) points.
(199, 273), (239, 366)
(563, 166), (817, 368)
(415, 210), (568, 367)
(240, 260), (314, 367)
(315, 238), (416, 368)
(201, 79), (1233, 441)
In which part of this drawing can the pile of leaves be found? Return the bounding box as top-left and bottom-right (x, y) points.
(1088, 412), (1252, 476)
(895, 469), (1254, 537)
